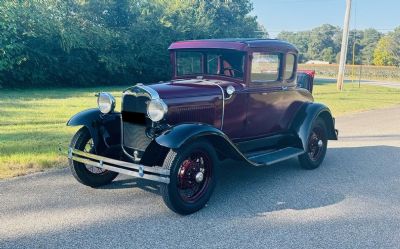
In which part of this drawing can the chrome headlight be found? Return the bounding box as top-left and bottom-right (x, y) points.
(97, 92), (116, 114)
(147, 99), (168, 122)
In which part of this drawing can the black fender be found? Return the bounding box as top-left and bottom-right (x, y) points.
(67, 109), (121, 153)
(291, 102), (338, 150)
(154, 123), (255, 165)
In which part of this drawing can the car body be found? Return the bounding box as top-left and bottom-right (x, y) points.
(67, 39), (338, 214)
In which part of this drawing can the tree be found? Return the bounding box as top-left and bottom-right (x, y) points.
(0, 0), (263, 88)
(307, 24), (341, 61)
(347, 29), (364, 64)
(390, 26), (400, 65)
(373, 27), (400, 66)
(277, 31), (310, 62)
(360, 28), (382, 65)
(373, 36), (397, 66)
(321, 47), (335, 63)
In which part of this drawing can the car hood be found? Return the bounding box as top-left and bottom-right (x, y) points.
(147, 79), (238, 99)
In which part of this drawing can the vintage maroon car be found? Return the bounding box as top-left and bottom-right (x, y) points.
(67, 39), (338, 214)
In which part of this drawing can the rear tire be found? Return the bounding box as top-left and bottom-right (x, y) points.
(69, 127), (118, 187)
(299, 118), (328, 170)
(160, 140), (217, 215)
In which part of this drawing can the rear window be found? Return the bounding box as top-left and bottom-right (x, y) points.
(251, 53), (280, 84)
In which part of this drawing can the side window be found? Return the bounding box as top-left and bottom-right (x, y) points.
(284, 54), (296, 81)
(251, 53), (280, 85)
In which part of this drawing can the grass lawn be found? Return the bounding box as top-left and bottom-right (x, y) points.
(1, 80), (400, 179)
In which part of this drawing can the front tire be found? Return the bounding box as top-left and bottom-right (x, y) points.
(160, 140), (217, 215)
(69, 127), (118, 187)
(299, 118), (328, 170)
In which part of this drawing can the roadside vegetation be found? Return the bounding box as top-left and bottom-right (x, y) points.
(278, 24), (400, 67)
(0, 0), (264, 89)
(1, 81), (400, 179)
(299, 64), (400, 82)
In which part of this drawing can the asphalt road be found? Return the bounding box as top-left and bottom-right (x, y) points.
(1, 106), (400, 249)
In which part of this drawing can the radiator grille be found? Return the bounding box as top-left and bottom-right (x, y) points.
(122, 122), (151, 151)
(122, 94), (151, 151)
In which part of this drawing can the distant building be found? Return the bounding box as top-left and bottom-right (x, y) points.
(305, 60), (330, 65)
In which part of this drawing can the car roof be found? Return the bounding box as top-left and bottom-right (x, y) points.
(168, 38), (298, 53)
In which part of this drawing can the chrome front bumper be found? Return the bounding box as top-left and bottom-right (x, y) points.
(68, 148), (170, 184)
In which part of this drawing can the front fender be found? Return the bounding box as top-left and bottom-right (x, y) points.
(67, 109), (121, 153)
(67, 108), (103, 127)
(291, 102), (338, 150)
(155, 123), (255, 165)
(156, 123), (225, 149)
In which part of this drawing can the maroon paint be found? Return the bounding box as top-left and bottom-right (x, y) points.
(147, 39), (314, 140)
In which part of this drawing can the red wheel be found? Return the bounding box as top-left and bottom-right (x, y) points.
(160, 140), (217, 215)
(177, 150), (212, 203)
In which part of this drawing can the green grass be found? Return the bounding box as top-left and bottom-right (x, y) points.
(313, 80), (400, 114)
(1, 81), (400, 179)
(0, 86), (125, 179)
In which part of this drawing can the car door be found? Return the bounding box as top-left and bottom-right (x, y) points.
(244, 52), (296, 138)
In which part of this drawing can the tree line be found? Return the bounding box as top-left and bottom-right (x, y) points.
(1, 1), (399, 89)
(277, 24), (400, 66)
(0, 0), (264, 88)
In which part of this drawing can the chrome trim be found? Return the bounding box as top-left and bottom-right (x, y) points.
(147, 99), (168, 122)
(226, 85), (236, 95)
(68, 148), (170, 184)
(123, 83), (160, 100)
(121, 83), (161, 161)
(97, 92), (116, 114)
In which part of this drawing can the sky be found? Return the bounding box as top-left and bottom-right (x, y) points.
(251, 0), (400, 38)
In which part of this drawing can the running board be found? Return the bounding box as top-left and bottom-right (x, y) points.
(246, 147), (304, 166)
(68, 148), (170, 184)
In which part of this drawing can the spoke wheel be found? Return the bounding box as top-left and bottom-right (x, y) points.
(69, 127), (118, 187)
(83, 138), (107, 175)
(299, 118), (328, 170)
(177, 150), (212, 203)
(160, 140), (217, 215)
(308, 128), (325, 162)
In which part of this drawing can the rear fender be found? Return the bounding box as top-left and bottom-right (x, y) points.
(67, 109), (121, 153)
(291, 103), (338, 150)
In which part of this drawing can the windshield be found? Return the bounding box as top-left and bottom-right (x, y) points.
(176, 50), (245, 79)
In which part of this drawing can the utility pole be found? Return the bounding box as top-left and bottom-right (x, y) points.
(337, 0), (352, 91)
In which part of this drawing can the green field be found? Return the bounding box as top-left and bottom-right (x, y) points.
(1, 81), (400, 179)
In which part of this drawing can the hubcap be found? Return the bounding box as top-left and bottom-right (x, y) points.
(308, 128), (325, 162)
(177, 150), (212, 203)
(195, 172), (204, 183)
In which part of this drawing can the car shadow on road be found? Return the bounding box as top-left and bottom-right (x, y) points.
(102, 145), (400, 217)
(99, 177), (160, 195)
